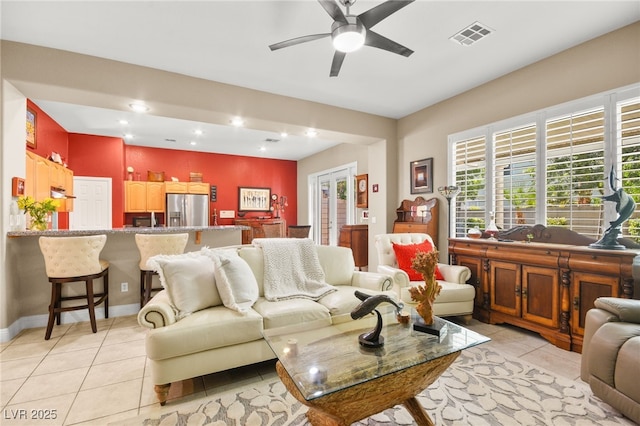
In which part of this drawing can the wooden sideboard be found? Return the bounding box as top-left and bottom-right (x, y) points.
(339, 224), (368, 268)
(392, 197), (439, 245)
(449, 227), (638, 353)
(234, 218), (286, 244)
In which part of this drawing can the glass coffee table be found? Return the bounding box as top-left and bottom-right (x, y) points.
(263, 311), (490, 426)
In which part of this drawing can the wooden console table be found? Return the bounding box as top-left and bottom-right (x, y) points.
(234, 218), (286, 244)
(449, 225), (639, 353)
(339, 224), (368, 268)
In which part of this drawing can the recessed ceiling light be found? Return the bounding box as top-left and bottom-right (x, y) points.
(280, 132), (288, 138)
(230, 117), (244, 127)
(190, 141), (197, 146)
(119, 119), (129, 125)
(305, 129), (318, 137)
(259, 146), (266, 152)
(194, 129), (203, 136)
(124, 133), (133, 140)
(129, 102), (149, 113)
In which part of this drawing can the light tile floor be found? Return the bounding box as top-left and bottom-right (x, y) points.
(0, 315), (583, 425)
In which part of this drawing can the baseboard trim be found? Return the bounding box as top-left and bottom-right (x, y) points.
(0, 303), (140, 343)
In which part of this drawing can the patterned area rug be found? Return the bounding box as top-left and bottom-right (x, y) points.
(134, 346), (634, 426)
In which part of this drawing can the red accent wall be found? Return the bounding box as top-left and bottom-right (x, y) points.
(67, 134), (126, 228)
(124, 146), (297, 226)
(26, 100), (70, 229)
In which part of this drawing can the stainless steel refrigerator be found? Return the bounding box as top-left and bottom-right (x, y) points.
(166, 193), (209, 227)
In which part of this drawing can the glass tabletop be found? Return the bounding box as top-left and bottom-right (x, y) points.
(263, 309), (490, 401)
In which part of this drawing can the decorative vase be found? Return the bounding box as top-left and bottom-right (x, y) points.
(29, 213), (49, 231)
(409, 276), (441, 325)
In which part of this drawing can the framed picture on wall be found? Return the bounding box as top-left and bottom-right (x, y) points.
(26, 107), (37, 149)
(238, 187), (271, 211)
(410, 158), (433, 194)
(356, 174), (368, 208)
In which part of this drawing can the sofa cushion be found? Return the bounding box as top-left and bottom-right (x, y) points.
(145, 305), (264, 360)
(318, 286), (398, 317)
(253, 297), (331, 329)
(316, 245), (355, 285)
(147, 252), (221, 319)
(392, 240), (444, 280)
(205, 250), (259, 313)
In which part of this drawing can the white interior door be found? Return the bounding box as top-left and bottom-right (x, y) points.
(69, 177), (112, 229)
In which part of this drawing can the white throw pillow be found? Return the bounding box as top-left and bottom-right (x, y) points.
(147, 252), (221, 319)
(203, 249), (259, 313)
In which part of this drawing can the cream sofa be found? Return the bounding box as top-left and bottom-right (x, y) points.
(581, 297), (640, 424)
(375, 233), (475, 322)
(137, 242), (395, 405)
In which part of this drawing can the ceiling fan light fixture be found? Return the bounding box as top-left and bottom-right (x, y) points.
(332, 17), (365, 53)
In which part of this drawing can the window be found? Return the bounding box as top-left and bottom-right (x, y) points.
(454, 135), (486, 236)
(449, 85), (640, 241)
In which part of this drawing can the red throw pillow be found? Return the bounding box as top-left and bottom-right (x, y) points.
(391, 240), (444, 281)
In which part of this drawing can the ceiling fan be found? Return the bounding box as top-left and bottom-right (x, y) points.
(269, 0), (415, 77)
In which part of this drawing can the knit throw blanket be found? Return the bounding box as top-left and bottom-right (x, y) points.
(253, 238), (336, 301)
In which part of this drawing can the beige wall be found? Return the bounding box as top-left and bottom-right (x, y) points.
(397, 21), (640, 252)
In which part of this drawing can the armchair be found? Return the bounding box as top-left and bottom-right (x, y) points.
(374, 233), (475, 322)
(581, 297), (640, 423)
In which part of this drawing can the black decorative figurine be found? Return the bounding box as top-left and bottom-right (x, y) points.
(589, 168), (636, 250)
(350, 291), (404, 348)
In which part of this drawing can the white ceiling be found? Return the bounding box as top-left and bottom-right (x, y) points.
(2, 0), (639, 160)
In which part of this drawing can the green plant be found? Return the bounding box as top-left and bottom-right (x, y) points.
(17, 196), (59, 231)
(547, 217), (568, 226)
(629, 218), (640, 243)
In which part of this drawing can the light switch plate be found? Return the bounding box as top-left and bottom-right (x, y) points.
(219, 210), (235, 218)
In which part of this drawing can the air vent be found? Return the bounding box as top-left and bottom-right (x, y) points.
(450, 21), (493, 46)
(264, 138), (280, 143)
(164, 138), (177, 143)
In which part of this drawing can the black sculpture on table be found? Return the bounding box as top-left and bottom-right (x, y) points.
(589, 168), (636, 250)
(350, 290), (404, 348)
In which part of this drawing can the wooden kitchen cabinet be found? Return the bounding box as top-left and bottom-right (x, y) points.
(146, 182), (165, 212)
(187, 182), (209, 194)
(125, 181), (147, 212)
(25, 152), (74, 212)
(125, 181), (165, 213)
(449, 226), (638, 353)
(164, 182), (187, 193)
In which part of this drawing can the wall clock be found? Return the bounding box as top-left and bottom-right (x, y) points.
(356, 174), (368, 209)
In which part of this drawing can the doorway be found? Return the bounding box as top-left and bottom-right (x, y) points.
(69, 177), (113, 229)
(309, 163), (356, 245)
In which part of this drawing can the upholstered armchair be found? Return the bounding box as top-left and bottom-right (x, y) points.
(581, 297), (640, 424)
(374, 233), (475, 322)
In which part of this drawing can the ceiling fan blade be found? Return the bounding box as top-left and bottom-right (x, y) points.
(365, 30), (413, 57)
(269, 33), (330, 51)
(330, 51), (346, 77)
(318, 0), (348, 24)
(358, 0), (415, 29)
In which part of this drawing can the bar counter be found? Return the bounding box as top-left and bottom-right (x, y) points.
(5, 225), (248, 330)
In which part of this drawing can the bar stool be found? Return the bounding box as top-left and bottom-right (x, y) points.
(135, 233), (189, 306)
(38, 235), (109, 340)
(288, 225), (311, 238)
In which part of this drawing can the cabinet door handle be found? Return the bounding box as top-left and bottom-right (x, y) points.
(515, 286), (521, 295)
(521, 288), (527, 297)
(573, 297), (580, 309)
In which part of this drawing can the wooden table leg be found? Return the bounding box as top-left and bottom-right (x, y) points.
(403, 397), (435, 426)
